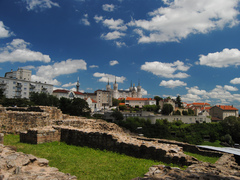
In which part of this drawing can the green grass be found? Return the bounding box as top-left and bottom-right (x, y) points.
(4, 135), (221, 179)
(184, 151), (219, 164)
(200, 140), (224, 147)
(4, 134), (175, 180)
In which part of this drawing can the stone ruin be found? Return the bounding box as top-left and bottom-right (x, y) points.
(0, 144), (77, 180)
(134, 153), (240, 180)
(1, 106), (240, 179)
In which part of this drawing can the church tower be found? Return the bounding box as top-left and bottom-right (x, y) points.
(132, 83), (137, 98)
(137, 80), (142, 98)
(106, 78), (111, 91)
(113, 77), (118, 98)
(76, 77), (80, 92)
(129, 80), (133, 91)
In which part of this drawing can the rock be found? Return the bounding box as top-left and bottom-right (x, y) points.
(0, 144), (77, 179)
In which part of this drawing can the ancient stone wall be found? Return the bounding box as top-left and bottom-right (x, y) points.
(137, 137), (223, 158)
(0, 106), (63, 133)
(20, 126), (61, 144)
(0, 144), (77, 180)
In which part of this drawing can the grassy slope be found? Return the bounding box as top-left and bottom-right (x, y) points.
(4, 134), (170, 180)
(4, 134), (220, 179)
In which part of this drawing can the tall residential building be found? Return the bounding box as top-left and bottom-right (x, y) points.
(0, 68), (53, 99)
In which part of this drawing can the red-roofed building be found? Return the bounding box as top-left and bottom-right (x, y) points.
(119, 103), (125, 106)
(210, 105), (239, 121)
(125, 97), (156, 108)
(53, 89), (84, 99)
(85, 97), (97, 112)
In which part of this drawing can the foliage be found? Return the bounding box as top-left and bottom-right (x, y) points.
(188, 109), (195, 115)
(4, 134), (170, 180)
(30, 92), (59, 106)
(221, 134), (234, 146)
(0, 98), (34, 107)
(161, 104), (173, 115)
(142, 105), (160, 113)
(112, 98), (119, 106)
(220, 116), (240, 144)
(119, 105), (127, 111)
(175, 95), (182, 108)
(111, 110), (124, 121)
(59, 97), (91, 117)
(154, 96), (162, 106)
(182, 110), (188, 115)
(174, 110), (181, 115)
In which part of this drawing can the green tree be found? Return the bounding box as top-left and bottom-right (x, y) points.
(111, 110), (124, 121)
(161, 104), (173, 115)
(176, 95), (182, 108)
(112, 98), (119, 106)
(154, 96), (162, 106)
(188, 109), (195, 115)
(174, 110), (181, 115)
(182, 110), (188, 115)
(69, 98), (91, 117)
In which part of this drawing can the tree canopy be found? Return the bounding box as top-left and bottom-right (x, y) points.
(161, 104), (173, 115)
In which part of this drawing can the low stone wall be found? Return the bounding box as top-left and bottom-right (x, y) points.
(137, 137), (223, 158)
(0, 106), (63, 133)
(20, 126), (61, 144)
(21, 126), (198, 166)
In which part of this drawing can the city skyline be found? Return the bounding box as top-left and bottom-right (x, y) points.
(1, 0), (240, 108)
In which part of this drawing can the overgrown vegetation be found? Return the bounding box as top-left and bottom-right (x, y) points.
(0, 92), (91, 117)
(4, 134), (179, 180)
(115, 116), (240, 145)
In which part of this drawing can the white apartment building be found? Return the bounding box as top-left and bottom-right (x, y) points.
(0, 69), (53, 99)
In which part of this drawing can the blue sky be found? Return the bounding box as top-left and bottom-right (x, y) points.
(1, 0), (240, 108)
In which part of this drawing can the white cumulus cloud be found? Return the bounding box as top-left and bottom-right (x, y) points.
(199, 48), (240, 68)
(80, 14), (90, 26)
(89, 65), (99, 68)
(129, 0), (239, 43)
(32, 59), (87, 85)
(102, 4), (115, 12)
(93, 72), (126, 83)
(141, 60), (190, 78)
(230, 77), (240, 84)
(102, 18), (127, 31)
(101, 31), (126, 40)
(0, 39), (51, 63)
(62, 82), (78, 88)
(23, 0), (60, 11)
(0, 21), (13, 38)
(160, 80), (187, 88)
(109, 60), (119, 66)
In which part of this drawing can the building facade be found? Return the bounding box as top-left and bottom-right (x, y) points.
(83, 90), (112, 110)
(125, 97), (156, 108)
(0, 69), (53, 99)
(52, 89), (84, 99)
(106, 80), (142, 99)
(210, 105), (239, 121)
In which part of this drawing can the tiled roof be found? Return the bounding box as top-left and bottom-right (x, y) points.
(192, 102), (210, 106)
(91, 99), (97, 103)
(119, 103), (125, 106)
(74, 91), (84, 95)
(53, 89), (69, 93)
(201, 106), (211, 110)
(126, 97), (153, 101)
(215, 105), (238, 111)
